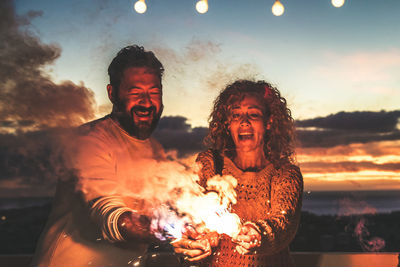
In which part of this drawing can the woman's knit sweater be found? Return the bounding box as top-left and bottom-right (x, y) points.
(196, 150), (303, 267)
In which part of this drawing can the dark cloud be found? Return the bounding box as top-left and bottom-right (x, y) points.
(297, 110), (400, 132)
(297, 128), (400, 148)
(0, 129), (75, 196)
(157, 116), (191, 131)
(296, 110), (400, 147)
(300, 161), (400, 173)
(154, 116), (208, 157)
(0, 0), (96, 132)
(155, 111), (400, 154)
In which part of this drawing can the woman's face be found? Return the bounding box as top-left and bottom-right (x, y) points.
(228, 94), (266, 153)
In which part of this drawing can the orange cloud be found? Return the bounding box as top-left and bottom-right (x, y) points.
(298, 141), (400, 191)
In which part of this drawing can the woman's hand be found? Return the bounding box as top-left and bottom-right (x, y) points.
(232, 223), (262, 254)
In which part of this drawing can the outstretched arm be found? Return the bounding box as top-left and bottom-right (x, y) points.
(256, 164), (303, 254)
(89, 196), (159, 243)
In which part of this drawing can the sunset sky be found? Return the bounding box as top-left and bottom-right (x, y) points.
(1, 0), (400, 195)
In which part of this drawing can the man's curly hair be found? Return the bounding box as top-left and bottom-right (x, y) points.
(204, 80), (296, 168)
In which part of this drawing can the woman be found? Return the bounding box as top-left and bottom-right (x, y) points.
(174, 80), (303, 267)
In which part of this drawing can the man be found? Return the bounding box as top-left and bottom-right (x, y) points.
(30, 45), (184, 267)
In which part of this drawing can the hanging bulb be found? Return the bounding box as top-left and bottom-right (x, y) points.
(196, 0), (208, 14)
(134, 0), (147, 14)
(331, 0), (345, 8)
(272, 0), (284, 16)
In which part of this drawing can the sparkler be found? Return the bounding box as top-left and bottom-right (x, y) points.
(79, 157), (244, 244)
(150, 174), (242, 241)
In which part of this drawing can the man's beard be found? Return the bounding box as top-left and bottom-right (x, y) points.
(129, 105), (161, 140)
(112, 104), (162, 140)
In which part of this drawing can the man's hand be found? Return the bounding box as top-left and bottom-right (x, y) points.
(232, 224), (261, 255)
(171, 226), (220, 262)
(171, 237), (211, 262)
(117, 211), (157, 242)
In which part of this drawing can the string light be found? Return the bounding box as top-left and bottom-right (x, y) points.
(272, 0), (284, 16)
(134, 0), (147, 14)
(131, 0), (345, 16)
(196, 0), (208, 14)
(331, 0), (345, 8)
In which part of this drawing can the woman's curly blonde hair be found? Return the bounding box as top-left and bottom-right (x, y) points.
(204, 80), (296, 168)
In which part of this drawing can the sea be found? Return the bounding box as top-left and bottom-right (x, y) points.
(0, 190), (399, 216)
(301, 190), (400, 215)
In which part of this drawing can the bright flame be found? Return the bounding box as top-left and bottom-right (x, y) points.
(196, 0), (208, 14)
(134, 0), (147, 14)
(151, 174), (242, 240)
(272, 0), (284, 16)
(331, 0), (345, 8)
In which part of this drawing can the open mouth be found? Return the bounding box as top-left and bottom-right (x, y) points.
(238, 133), (253, 140)
(132, 106), (155, 119)
(134, 109), (152, 117)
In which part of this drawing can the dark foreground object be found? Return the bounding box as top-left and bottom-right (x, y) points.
(1, 203), (400, 254)
(1, 253), (399, 267)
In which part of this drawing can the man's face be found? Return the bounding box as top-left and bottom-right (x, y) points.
(228, 95), (266, 153)
(108, 67), (163, 140)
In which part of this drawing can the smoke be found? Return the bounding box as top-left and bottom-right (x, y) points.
(76, 157), (241, 240)
(0, 0), (97, 197)
(354, 218), (385, 252)
(205, 63), (262, 93)
(151, 39), (261, 93)
(0, 129), (76, 197)
(184, 40), (221, 62)
(337, 197), (385, 252)
(337, 198), (377, 217)
(0, 0), (96, 132)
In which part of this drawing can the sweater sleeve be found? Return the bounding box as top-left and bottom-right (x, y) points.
(195, 150), (217, 188)
(256, 164), (303, 254)
(90, 196), (134, 242)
